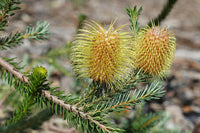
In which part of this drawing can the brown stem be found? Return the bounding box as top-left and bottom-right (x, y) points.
(0, 57), (28, 82)
(0, 57), (109, 132)
(42, 90), (108, 131)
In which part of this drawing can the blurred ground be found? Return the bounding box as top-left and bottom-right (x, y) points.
(1, 0), (200, 132)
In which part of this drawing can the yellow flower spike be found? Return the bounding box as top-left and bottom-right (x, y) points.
(134, 25), (176, 78)
(72, 20), (134, 89)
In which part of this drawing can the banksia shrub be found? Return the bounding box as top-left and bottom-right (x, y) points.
(72, 20), (134, 88)
(0, 1), (179, 132)
(134, 25), (176, 78)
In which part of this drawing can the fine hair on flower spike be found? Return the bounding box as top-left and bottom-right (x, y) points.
(71, 19), (135, 89)
(134, 24), (176, 78)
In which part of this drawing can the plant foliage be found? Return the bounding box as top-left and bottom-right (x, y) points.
(0, 0), (179, 133)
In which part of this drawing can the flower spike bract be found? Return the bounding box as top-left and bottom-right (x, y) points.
(72, 20), (134, 89)
(134, 25), (176, 78)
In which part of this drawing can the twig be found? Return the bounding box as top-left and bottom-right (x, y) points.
(0, 57), (109, 132)
(0, 57), (28, 82)
(42, 90), (108, 132)
(148, 0), (178, 26)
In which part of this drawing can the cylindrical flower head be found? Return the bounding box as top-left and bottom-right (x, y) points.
(72, 20), (134, 88)
(134, 26), (176, 78)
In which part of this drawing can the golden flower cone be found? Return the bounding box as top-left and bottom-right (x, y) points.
(134, 25), (176, 78)
(72, 20), (134, 89)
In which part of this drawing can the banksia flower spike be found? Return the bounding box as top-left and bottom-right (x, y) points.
(134, 25), (176, 78)
(72, 20), (134, 89)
